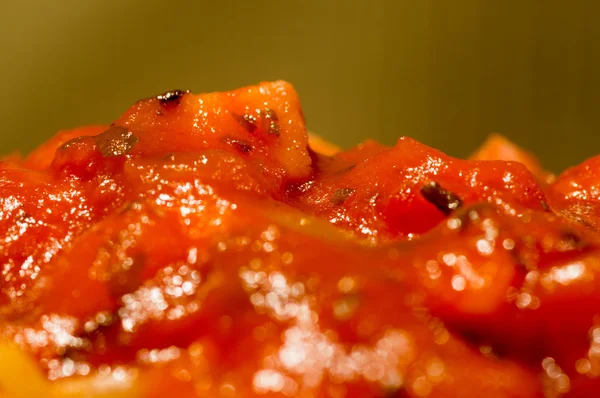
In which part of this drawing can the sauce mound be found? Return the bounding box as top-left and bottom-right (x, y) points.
(0, 81), (598, 397)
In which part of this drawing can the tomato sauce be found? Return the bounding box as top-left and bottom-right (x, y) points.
(0, 81), (599, 397)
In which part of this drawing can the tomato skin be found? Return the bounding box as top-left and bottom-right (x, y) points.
(5, 82), (600, 397)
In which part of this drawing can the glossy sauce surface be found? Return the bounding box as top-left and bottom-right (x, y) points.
(1, 81), (599, 397)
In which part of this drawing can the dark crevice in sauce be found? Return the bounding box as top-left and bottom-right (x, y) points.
(263, 108), (280, 136)
(232, 113), (258, 133)
(109, 252), (147, 298)
(222, 137), (253, 154)
(540, 199), (551, 212)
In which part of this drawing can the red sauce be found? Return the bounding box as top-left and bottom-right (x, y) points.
(1, 81), (599, 397)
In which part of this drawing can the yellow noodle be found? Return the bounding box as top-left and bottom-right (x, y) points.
(0, 343), (138, 398)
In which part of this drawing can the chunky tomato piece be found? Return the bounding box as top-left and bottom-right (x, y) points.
(292, 137), (548, 239)
(470, 134), (554, 184)
(114, 81), (312, 185)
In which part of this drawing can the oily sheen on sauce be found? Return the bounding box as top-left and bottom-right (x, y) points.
(0, 81), (599, 397)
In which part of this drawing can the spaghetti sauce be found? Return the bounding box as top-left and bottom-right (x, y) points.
(0, 81), (599, 397)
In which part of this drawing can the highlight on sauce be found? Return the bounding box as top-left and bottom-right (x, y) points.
(0, 81), (599, 397)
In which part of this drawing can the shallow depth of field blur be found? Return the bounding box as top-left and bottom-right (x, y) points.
(1, 1), (598, 172)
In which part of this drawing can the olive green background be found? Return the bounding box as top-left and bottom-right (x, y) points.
(1, 0), (598, 172)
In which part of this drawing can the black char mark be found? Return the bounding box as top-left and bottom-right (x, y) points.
(420, 181), (463, 216)
(157, 89), (190, 107)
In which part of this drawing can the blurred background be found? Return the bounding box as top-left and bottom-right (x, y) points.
(1, 0), (598, 172)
